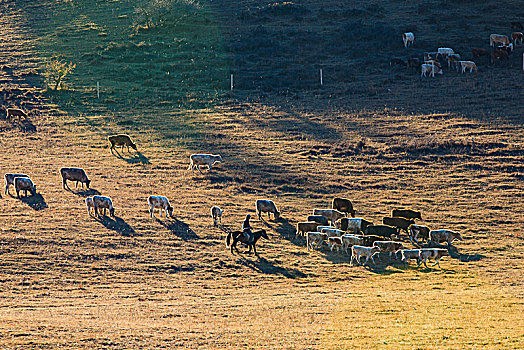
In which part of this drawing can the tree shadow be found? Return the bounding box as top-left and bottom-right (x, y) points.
(19, 193), (48, 210)
(111, 148), (151, 165)
(155, 217), (198, 241)
(237, 256), (307, 279)
(68, 188), (101, 197)
(95, 215), (136, 236)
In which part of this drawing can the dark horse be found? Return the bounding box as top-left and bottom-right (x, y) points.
(226, 229), (269, 256)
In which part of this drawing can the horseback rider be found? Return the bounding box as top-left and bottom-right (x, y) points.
(242, 214), (254, 244)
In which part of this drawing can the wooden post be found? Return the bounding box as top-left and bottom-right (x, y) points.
(320, 69), (323, 86)
(230, 74), (233, 90)
(97, 81), (100, 99)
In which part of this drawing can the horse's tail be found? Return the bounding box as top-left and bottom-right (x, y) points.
(226, 231), (232, 247)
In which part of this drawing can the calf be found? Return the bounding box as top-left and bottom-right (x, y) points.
(424, 59), (442, 69)
(350, 245), (380, 266)
(211, 206), (223, 226)
(332, 197), (356, 217)
(255, 199), (280, 220)
(336, 217), (373, 234)
(409, 224), (430, 246)
(313, 208), (345, 226)
(93, 195), (115, 217)
(364, 225), (397, 239)
(400, 249), (421, 268)
(307, 215), (329, 226)
(402, 32), (414, 48)
(420, 64), (442, 78)
(341, 234), (363, 253)
(60, 167), (91, 190)
(85, 197), (95, 216)
(418, 248), (449, 268)
(148, 195), (173, 218)
(5, 173), (29, 195)
(373, 241), (405, 262)
(14, 177), (36, 197)
(446, 54), (461, 70)
(320, 227), (345, 237)
(392, 208), (421, 221)
(296, 221), (320, 238)
(108, 134), (137, 152)
(306, 232), (328, 251)
(429, 229), (463, 247)
(459, 61), (478, 73)
(6, 108), (28, 119)
(327, 236), (343, 253)
(382, 217), (415, 235)
(188, 154), (223, 174)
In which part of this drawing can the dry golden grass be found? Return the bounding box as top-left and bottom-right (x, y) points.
(1, 1), (523, 349)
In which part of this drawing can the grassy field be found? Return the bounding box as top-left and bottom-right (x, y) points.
(1, 0), (523, 348)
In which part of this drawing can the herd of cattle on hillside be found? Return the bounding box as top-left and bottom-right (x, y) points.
(4, 133), (464, 270)
(396, 22), (523, 77)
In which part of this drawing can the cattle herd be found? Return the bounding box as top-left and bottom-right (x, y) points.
(5, 132), (464, 270)
(395, 23), (523, 77)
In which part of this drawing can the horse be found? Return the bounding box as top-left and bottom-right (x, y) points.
(226, 229), (269, 256)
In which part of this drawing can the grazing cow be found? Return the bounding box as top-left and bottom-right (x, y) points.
(307, 215), (329, 226)
(490, 49), (509, 64)
(421, 64), (442, 78)
(382, 217), (415, 235)
(407, 57), (421, 70)
(402, 32), (415, 48)
(341, 234), (363, 253)
(446, 54), (461, 70)
(512, 32), (523, 45)
(490, 34), (510, 47)
(255, 199), (280, 220)
(350, 245), (380, 266)
(93, 195), (115, 217)
(85, 197), (95, 216)
(332, 197), (356, 217)
(437, 47), (454, 57)
(458, 61), (478, 73)
(14, 177), (36, 197)
(429, 229), (463, 247)
(392, 209), (421, 221)
(327, 236), (343, 253)
(418, 248), (449, 268)
(313, 208), (345, 226)
(364, 225), (397, 239)
(424, 59), (442, 69)
(306, 232), (328, 251)
(4, 173), (29, 195)
(409, 224), (431, 246)
(401, 249), (421, 267)
(336, 217), (373, 234)
(148, 195), (173, 218)
(373, 241), (405, 262)
(211, 206), (223, 226)
(296, 221), (320, 238)
(510, 21), (523, 31)
(60, 168), (91, 190)
(108, 134), (137, 152)
(188, 154), (223, 174)
(6, 108), (28, 119)
(361, 235), (386, 247)
(390, 58), (406, 67)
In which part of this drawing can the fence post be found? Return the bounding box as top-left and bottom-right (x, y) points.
(230, 74), (234, 90)
(320, 69), (323, 86)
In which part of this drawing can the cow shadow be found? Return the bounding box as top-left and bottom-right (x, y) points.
(95, 215), (136, 236)
(112, 149), (151, 165)
(261, 217), (303, 247)
(448, 245), (486, 262)
(156, 217), (198, 241)
(237, 256), (307, 279)
(19, 193), (48, 210)
(69, 188), (101, 197)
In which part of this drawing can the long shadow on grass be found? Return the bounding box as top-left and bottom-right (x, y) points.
(448, 245), (486, 262)
(155, 217), (198, 241)
(20, 194), (48, 210)
(68, 188), (101, 197)
(237, 256), (307, 279)
(112, 149), (151, 165)
(261, 217), (305, 248)
(95, 215), (136, 236)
